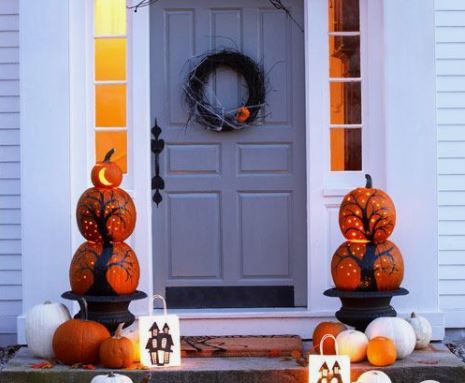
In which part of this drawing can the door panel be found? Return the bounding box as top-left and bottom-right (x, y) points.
(151, 0), (307, 306)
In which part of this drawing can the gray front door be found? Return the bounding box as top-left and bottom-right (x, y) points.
(150, 0), (307, 307)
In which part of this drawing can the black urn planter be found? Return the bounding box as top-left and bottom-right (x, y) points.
(62, 290), (147, 334)
(323, 288), (409, 331)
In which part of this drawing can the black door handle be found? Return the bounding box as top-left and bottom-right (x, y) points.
(151, 119), (165, 206)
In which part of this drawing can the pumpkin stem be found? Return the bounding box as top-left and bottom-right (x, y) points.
(44, 301), (52, 304)
(78, 297), (88, 321)
(114, 322), (125, 339)
(108, 372), (115, 377)
(103, 148), (115, 162)
(411, 312), (416, 318)
(365, 174), (373, 188)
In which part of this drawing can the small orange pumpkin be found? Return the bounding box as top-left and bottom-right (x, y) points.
(339, 174), (396, 244)
(76, 187), (136, 243)
(52, 299), (110, 365)
(91, 148), (123, 189)
(99, 323), (134, 368)
(70, 241), (140, 296)
(367, 336), (397, 366)
(312, 321), (347, 354)
(235, 106), (251, 123)
(331, 240), (404, 291)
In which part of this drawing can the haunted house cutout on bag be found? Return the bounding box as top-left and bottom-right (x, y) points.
(139, 295), (181, 367)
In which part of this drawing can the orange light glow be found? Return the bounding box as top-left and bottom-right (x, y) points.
(95, 0), (126, 36)
(96, 84), (126, 127)
(95, 38), (126, 81)
(96, 131), (127, 173)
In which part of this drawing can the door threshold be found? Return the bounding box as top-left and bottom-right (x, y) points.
(159, 307), (312, 318)
(156, 308), (333, 338)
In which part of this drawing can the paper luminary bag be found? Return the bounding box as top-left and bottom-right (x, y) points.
(139, 295), (181, 367)
(309, 334), (350, 383)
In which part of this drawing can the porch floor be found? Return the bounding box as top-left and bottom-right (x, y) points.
(1, 343), (464, 383)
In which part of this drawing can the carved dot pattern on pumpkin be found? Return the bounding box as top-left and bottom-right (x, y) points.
(331, 240), (404, 291)
(339, 188), (396, 244)
(69, 241), (140, 296)
(76, 188), (136, 242)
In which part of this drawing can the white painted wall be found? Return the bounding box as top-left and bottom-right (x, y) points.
(435, 0), (465, 328)
(17, 0), (72, 345)
(0, 0), (21, 346)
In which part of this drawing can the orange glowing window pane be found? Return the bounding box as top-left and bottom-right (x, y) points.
(95, 38), (126, 81)
(330, 128), (362, 171)
(328, 0), (359, 32)
(96, 84), (126, 127)
(330, 81), (361, 125)
(96, 131), (127, 173)
(95, 0), (126, 36)
(329, 36), (360, 78)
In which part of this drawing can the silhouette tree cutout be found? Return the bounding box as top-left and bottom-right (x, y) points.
(331, 242), (402, 291)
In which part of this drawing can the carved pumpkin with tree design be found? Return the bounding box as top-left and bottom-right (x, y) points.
(331, 240), (404, 291)
(76, 187), (136, 243)
(70, 241), (140, 296)
(339, 174), (396, 244)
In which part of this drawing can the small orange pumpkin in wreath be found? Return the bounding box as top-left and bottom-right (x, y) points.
(235, 106), (251, 123)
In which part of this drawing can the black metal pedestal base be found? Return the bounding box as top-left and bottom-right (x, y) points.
(323, 288), (409, 332)
(62, 290), (147, 334)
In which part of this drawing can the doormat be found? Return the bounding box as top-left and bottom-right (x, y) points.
(181, 335), (303, 357)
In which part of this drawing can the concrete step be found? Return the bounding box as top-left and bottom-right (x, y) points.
(1, 343), (465, 383)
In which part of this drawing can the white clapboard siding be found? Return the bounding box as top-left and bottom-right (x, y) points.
(436, 0), (465, 327)
(0, 0), (21, 346)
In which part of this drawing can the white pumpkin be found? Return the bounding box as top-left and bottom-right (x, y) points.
(356, 370), (392, 383)
(25, 301), (71, 359)
(90, 372), (133, 383)
(406, 312), (432, 349)
(121, 321), (140, 362)
(336, 329), (368, 362)
(365, 317), (415, 359)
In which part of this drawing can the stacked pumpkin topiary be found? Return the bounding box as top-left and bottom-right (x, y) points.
(331, 174), (403, 292)
(69, 148), (140, 297)
(310, 175), (434, 371)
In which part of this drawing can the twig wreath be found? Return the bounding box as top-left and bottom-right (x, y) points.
(184, 49), (266, 132)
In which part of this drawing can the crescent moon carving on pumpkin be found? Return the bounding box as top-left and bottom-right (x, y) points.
(98, 168), (112, 186)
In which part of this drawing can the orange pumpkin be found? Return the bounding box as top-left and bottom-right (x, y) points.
(367, 336), (397, 366)
(52, 304), (110, 365)
(339, 174), (396, 244)
(312, 321), (347, 354)
(235, 106), (251, 123)
(76, 187), (136, 243)
(91, 148), (123, 189)
(70, 241), (140, 296)
(99, 323), (134, 368)
(331, 240), (404, 291)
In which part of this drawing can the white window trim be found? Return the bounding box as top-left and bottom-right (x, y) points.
(324, 0), (385, 190)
